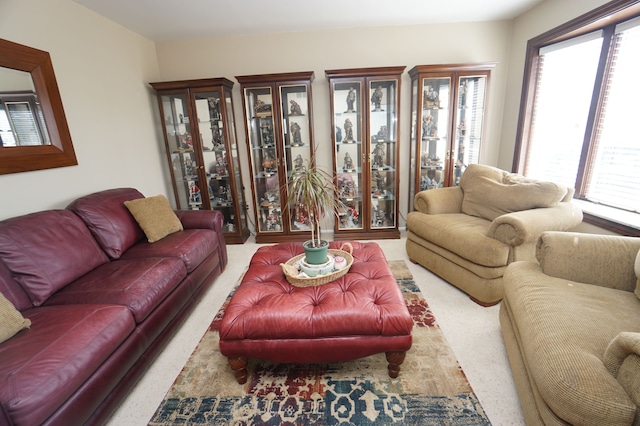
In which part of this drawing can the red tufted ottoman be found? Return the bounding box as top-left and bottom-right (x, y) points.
(219, 241), (413, 384)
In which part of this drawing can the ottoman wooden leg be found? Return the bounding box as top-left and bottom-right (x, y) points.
(228, 357), (248, 384)
(386, 351), (406, 378)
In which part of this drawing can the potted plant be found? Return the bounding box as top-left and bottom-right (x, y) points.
(286, 158), (344, 266)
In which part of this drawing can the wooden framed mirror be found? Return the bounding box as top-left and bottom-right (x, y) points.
(0, 38), (77, 174)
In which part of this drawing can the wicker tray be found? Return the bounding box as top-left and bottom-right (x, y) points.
(280, 243), (354, 288)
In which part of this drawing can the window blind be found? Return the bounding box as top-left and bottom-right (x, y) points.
(584, 21), (640, 212)
(524, 33), (603, 188)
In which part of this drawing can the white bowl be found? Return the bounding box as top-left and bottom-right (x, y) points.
(300, 255), (335, 277)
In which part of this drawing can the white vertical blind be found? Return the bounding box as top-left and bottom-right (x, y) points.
(524, 32), (603, 189)
(585, 22), (640, 212)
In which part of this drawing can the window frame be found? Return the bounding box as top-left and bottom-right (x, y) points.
(513, 0), (640, 236)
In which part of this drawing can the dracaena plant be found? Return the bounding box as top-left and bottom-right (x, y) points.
(285, 159), (344, 248)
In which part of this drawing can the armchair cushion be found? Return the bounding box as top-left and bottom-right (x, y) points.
(406, 212), (508, 267)
(460, 164), (568, 221)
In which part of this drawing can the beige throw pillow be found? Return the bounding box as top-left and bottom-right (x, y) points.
(124, 195), (183, 243)
(0, 292), (31, 343)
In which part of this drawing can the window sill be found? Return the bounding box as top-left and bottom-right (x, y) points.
(573, 199), (640, 237)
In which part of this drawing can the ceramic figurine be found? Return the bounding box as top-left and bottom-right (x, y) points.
(345, 87), (356, 113)
(343, 152), (354, 171)
(290, 121), (303, 146)
(343, 118), (354, 142)
(289, 100), (302, 115)
(371, 86), (383, 111)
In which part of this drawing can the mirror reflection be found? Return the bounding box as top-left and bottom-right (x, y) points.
(0, 67), (50, 147)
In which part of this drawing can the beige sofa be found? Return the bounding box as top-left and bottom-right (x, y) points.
(406, 164), (583, 305)
(501, 231), (640, 425)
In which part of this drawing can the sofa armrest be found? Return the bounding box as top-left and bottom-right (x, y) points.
(535, 231), (640, 292)
(413, 187), (463, 214)
(174, 209), (227, 267)
(487, 202), (583, 247)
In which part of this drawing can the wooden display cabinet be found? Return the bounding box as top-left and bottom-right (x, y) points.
(325, 66), (405, 240)
(236, 72), (315, 244)
(408, 63), (495, 211)
(149, 78), (250, 244)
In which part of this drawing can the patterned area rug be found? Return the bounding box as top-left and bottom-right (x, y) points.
(149, 261), (490, 425)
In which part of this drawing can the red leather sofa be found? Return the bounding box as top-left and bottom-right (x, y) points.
(0, 188), (227, 426)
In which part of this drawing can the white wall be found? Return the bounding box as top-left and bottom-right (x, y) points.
(155, 21), (513, 228)
(0, 0), (615, 232)
(497, 0), (612, 171)
(0, 0), (165, 220)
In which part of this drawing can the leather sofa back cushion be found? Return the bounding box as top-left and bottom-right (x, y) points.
(460, 164), (568, 221)
(68, 188), (146, 259)
(0, 210), (109, 306)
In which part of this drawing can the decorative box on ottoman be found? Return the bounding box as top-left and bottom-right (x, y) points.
(219, 241), (413, 384)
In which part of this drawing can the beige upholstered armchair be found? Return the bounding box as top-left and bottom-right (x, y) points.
(406, 164), (583, 306)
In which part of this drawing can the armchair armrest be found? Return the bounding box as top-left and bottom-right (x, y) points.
(413, 187), (463, 214)
(535, 231), (640, 292)
(487, 202), (583, 246)
(175, 209), (227, 267)
(604, 332), (640, 407)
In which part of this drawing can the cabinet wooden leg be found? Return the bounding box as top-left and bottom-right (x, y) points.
(386, 351), (406, 378)
(228, 357), (248, 384)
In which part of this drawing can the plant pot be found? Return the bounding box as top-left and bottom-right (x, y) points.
(302, 240), (329, 265)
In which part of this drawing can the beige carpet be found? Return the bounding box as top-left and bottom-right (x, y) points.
(149, 261), (490, 425)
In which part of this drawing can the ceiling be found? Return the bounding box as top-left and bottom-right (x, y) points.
(74, 0), (544, 42)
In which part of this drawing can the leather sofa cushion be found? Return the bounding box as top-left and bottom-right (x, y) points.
(123, 195), (183, 243)
(460, 164), (568, 221)
(0, 210), (109, 306)
(0, 304), (135, 426)
(45, 257), (186, 323)
(504, 264), (639, 425)
(68, 188), (146, 259)
(406, 211), (509, 267)
(122, 229), (219, 273)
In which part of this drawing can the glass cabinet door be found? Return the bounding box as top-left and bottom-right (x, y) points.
(332, 80), (364, 232)
(243, 86), (282, 235)
(159, 93), (200, 210)
(419, 77), (450, 191)
(193, 90), (226, 214)
(280, 83), (314, 234)
(223, 90), (248, 236)
(369, 78), (398, 230)
(453, 75), (488, 186)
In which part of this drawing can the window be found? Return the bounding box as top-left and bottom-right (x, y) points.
(514, 1), (640, 235)
(0, 94), (51, 147)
